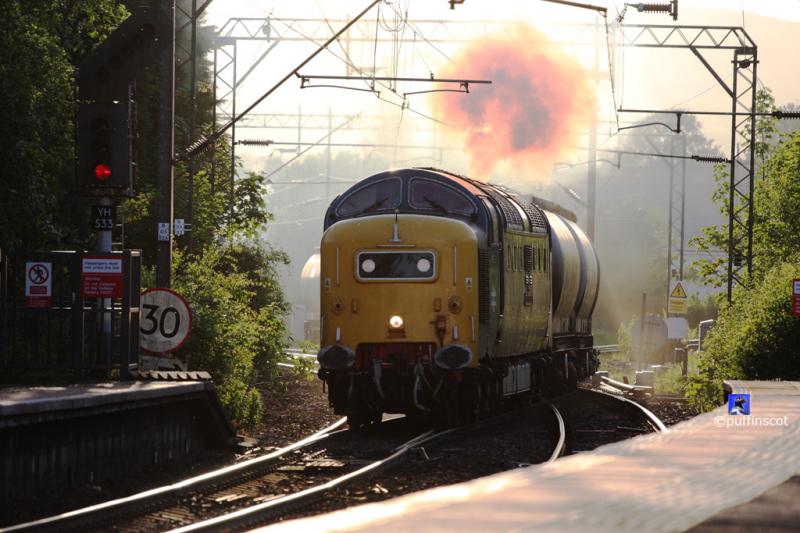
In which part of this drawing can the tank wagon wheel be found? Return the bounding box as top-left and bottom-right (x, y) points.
(567, 361), (579, 391)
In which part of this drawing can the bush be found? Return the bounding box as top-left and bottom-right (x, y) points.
(171, 243), (288, 428)
(686, 262), (800, 410)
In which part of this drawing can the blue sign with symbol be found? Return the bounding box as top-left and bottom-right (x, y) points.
(728, 393), (750, 415)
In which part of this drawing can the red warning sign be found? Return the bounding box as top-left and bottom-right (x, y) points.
(25, 262), (52, 308)
(80, 256), (124, 298)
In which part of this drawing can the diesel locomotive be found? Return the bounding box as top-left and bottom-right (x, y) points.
(316, 168), (600, 426)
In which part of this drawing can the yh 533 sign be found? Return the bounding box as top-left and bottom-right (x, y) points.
(139, 288), (192, 354)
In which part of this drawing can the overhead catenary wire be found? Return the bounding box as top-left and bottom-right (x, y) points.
(178, 0), (382, 162)
(279, 8), (454, 128)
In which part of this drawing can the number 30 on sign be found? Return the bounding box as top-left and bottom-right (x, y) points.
(139, 288), (192, 354)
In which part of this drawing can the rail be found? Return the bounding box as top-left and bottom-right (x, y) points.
(588, 388), (668, 433)
(547, 404), (568, 463)
(2, 418), (348, 532)
(167, 427), (455, 532)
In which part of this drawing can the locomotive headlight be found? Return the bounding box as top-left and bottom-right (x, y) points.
(361, 258), (376, 273)
(416, 258), (431, 273)
(389, 315), (404, 329)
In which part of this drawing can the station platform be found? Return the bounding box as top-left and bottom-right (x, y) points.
(261, 380), (800, 533)
(0, 378), (236, 508)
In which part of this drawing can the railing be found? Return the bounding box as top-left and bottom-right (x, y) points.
(0, 250), (140, 380)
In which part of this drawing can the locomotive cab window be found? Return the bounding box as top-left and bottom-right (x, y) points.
(409, 178), (476, 216)
(336, 178), (401, 217)
(356, 251), (437, 281)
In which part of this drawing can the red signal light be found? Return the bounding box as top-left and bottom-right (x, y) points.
(94, 163), (112, 181)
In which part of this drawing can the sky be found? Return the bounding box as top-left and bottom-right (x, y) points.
(201, 0), (800, 179)
(198, 0), (800, 335)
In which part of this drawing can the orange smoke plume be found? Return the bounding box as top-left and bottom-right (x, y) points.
(432, 24), (596, 178)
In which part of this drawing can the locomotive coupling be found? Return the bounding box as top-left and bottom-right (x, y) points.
(317, 344), (356, 370)
(434, 343), (473, 370)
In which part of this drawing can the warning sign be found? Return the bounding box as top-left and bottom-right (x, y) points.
(668, 280), (688, 314)
(81, 256), (124, 298)
(25, 262), (52, 308)
(670, 282), (687, 299)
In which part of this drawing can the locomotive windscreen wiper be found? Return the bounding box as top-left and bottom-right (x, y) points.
(422, 195), (451, 215)
(362, 196), (389, 213)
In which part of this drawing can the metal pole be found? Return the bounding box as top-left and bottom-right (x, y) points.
(97, 197), (113, 253)
(187, 0), (197, 254)
(297, 105), (302, 155)
(157, 0), (175, 288)
(230, 40), (237, 219)
(639, 292), (646, 361)
(727, 55), (739, 302)
(211, 45), (217, 194)
(747, 50), (758, 278)
(679, 134), (686, 280)
(98, 196), (113, 364)
(586, 19), (599, 241)
(666, 135), (674, 308)
(326, 107), (332, 201)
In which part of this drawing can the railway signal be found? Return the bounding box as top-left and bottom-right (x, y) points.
(76, 6), (170, 199)
(77, 7), (170, 101)
(77, 102), (132, 196)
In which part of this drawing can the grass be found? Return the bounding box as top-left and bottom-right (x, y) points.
(598, 350), (700, 396)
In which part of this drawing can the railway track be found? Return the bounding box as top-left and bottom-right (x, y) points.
(1, 418), (348, 533)
(232, 403), (568, 527)
(5, 391), (660, 533)
(5, 405), (567, 533)
(556, 388), (667, 454)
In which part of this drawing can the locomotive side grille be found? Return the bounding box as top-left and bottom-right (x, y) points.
(520, 202), (548, 233)
(524, 245), (534, 306)
(478, 249), (490, 324)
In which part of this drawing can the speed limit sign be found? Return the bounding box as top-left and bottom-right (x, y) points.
(140, 288), (192, 354)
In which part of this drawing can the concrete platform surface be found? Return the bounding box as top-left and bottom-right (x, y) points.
(0, 381), (212, 421)
(258, 381), (800, 533)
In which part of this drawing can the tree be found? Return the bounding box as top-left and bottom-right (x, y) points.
(686, 262), (800, 410)
(689, 89), (781, 288)
(0, 1), (126, 250)
(0, 1), (290, 427)
(686, 126), (800, 410)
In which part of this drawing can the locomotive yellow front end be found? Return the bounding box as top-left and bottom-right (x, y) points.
(317, 213), (478, 425)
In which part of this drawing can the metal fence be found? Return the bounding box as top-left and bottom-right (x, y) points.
(0, 250), (140, 379)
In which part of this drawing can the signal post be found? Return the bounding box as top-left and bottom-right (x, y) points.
(76, 7), (171, 363)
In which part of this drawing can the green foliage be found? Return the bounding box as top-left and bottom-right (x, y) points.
(616, 318), (633, 360)
(171, 243), (287, 428)
(298, 340), (320, 354)
(687, 262), (800, 410)
(690, 89), (782, 287)
(685, 293), (719, 330)
(292, 357), (318, 381)
(686, 90), (800, 411)
(752, 132), (800, 271)
(0, 0), (126, 250)
(0, 1), (290, 427)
